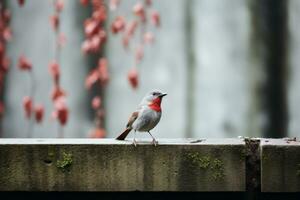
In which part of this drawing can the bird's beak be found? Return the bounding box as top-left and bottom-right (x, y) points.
(159, 93), (167, 98)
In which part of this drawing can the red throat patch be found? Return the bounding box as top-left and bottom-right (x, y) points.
(148, 97), (162, 112)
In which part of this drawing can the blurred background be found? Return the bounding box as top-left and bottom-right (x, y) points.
(0, 0), (299, 139)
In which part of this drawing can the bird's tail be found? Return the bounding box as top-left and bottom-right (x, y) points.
(116, 128), (132, 140)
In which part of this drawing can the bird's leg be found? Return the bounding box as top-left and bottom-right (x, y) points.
(148, 131), (158, 146)
(133, 130), (137, 147)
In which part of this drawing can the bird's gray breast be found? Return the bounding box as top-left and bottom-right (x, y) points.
(132, 107), (162, 132)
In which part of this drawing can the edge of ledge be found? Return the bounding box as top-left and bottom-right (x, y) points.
(260, 138), (300, 146)
(0, 138), (245, 145)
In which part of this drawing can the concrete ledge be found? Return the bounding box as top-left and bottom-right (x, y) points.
(260, 138), (300, 192)
(0, 138), (245, 191)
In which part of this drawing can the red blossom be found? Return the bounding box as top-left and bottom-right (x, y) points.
(0, 73), (3, 85)
(89, 128), (106, 138)
(151, 10), (160, 27)
(92, 96), (101, 109)
(85, 58), (109, 89)
(54, 97), (68, 126)
(80, 0), (89, 6)
(111, 16), (125, 34)
(94, 38), (102, 51)
(18, 55), (32, 71)
(3, 9), (11, 23)
(122, 20), (138, 48)
(91, 0), (104, 9)
(0, 56), (10, 73)
(128, 68), (138, 89)
(126, 20), (138, 36)
(92, 6), (107, 22)
(34, 104), (44, 123)
(81, 38), (100, 54)
(133, 3), (144, 16)
(81, 30), (106, 54)
(17, 0), (25, 6)
(98, 29), (107, 43)
(55, 0), (64, 12)
(48, 60), (60, 83)
(50, 14), (59, 31)
(51, 86), (66, 101)
(81, 0), (108, 55)
(0, 4), (11, 120)
(23, 96), (32, 118)
(0, 43), (4, 57)
(85, 69), (99, 89)
(90, 35), (101, 49)
(3, 27), (12, 41)
(133, 3), (146, 22)
(84, 19), (98, 37)
(98, 58), (109, 86)
(81, 36), (101, 54)
(81, 39), (91, 54)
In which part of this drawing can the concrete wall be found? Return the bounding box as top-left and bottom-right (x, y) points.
(260, 138), (300, 192)
(0, 138), (245, 191)
(0, 138), (299, 192)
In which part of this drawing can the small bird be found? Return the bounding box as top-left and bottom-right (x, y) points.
(116, 90), (167, 146)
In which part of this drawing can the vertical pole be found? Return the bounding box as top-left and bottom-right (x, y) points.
(185, 0), (196, 138)
(250, 0), (289, 138)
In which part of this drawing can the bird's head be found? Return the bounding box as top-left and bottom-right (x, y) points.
(141, 90), (167, 112)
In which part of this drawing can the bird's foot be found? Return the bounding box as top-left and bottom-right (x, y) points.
(152, 139), (158, 146)
(133, 138), (137, 147)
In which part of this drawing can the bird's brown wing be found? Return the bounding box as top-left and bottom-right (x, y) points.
(126, 111), (139, 128)
(116, 111), (139, 140)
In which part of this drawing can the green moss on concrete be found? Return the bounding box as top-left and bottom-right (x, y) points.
(199, 156), (211, 169)
(210, 158), (225, 180)
(56, 152), (73, 172)
(186, 152), (225, 181)
(187, 153), (210, 169)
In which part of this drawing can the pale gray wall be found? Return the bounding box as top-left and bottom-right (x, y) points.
(192, 0), (264, 138)
(2, 0), (300, 138)
(288, 0), (300, 137)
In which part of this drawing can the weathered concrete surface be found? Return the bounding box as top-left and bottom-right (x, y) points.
(0, 138), (246, 191)
(261, 138), (300, 192)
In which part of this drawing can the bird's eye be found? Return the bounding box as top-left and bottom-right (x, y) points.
(152, 92), (158, 96)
